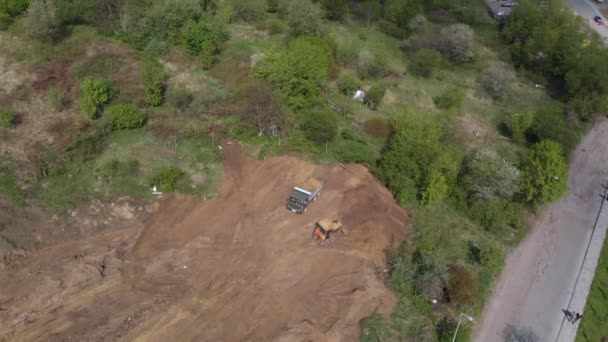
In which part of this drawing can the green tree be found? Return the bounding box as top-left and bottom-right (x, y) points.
(337, 73), (361, 96)
(255, 37), (330, 109)
(409, 48), (442, 78)
(507, 111), (534, 144)
(287, 0), (322, 38)
(106, 103), (146, 130)
(320, 0), (348, 21)
(139, 57), (167, 106)
(519, 140), (568, 206)
(24, 0), (61, 42)
(378, 110), (461, 205)
(381, 0), (423, 37)
(79, 77), (111, 118)
(182, 18), (227, 69)
(421, 170), (448, 205)
(364, 84), (386, 110)
(301, 110), (338, 146)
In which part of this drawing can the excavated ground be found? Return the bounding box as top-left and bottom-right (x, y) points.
(0, 141), (408, 342)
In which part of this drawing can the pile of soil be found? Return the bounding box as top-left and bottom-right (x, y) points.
(0, 141), (408, 341)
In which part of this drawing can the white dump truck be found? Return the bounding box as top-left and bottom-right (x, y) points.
(286, 178), (323, 214)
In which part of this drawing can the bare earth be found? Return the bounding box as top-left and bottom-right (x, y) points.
(476, 120), (608, 341)
(0, 141), (408, 342)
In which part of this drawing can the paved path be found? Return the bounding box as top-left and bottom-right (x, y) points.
(475, 121), (608, 341)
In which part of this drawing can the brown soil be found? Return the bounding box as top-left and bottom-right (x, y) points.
(0, 141), (408, 341)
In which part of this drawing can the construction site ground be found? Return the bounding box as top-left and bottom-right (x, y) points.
(0, 141), (408, 342)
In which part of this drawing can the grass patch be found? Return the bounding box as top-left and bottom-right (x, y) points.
(576, 235), (608, 341)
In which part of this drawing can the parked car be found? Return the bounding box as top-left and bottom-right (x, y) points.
(501, 2), (515, 7)
(594, 16), (603, 24)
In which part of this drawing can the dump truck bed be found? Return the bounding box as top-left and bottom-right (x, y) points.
(296, 178), (322, 193)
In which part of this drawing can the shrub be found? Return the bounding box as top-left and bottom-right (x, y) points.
(320, 0), (348, 20)
(182, 19), (227, 69)
(254, 36), (330, 110)
(448, 264), (478, 305)
(231, 0), (266, 22)
(356, 50), (388, 79)
(1, 0), (29, 17)
(47, 86), (69, 111)
(139, 57), (167, 107)
(336, 140), (375, 164)
(301, 110), (338, 145)
(267, 18), (286, 34)
(437, 24), (475, 63)
(150, 166), (186, 192)
(529, 106), (580, 154)
(365, 84), (386, 110)
(506, 111), (534, 144)
(363, 117), (392, 138)
(23, 0), (61, 42)
(336, 37), (361, 67)
(407, 14), (427, 32)
(106, 103), (146, 130)
(519, 140), (568, 206)
(337, 74), (361, 96)
(467, 198), (523, 233)
(481, 66), (512, 100)
(0, 108), (16, 128)
(287, 0), (322, 37)
(267, 0), (279, 13)
(409, 48), (442, 78)
(166, 87), (193, 111)
(78, 78), (111, 118)
(461, 148), (521, 200)
(434, 87), (464, 110)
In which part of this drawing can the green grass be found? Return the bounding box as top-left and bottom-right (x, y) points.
(576, 235), (608, 341)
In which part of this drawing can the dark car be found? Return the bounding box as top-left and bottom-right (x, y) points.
(594, 16), (603, 24)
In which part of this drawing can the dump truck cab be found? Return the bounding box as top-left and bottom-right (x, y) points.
(287, 178), (323, 214)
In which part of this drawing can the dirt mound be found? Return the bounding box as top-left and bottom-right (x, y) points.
(0, 141), (408, 341)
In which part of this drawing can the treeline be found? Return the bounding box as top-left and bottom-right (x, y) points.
(503, 0), (608, 121)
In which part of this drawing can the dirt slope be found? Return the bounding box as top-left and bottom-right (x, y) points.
(0, 141), (408, 342)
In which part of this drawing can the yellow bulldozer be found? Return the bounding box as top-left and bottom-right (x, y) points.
(312, 219), (345, 240)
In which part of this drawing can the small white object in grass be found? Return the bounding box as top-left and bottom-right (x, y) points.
(353, 90), (365, 102)
(183, 265), (188, 269)
(432, 299), (438, 304)
(218, 145), (223, 150)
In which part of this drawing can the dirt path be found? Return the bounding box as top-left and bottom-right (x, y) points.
(0, 141), (408, 341)
(475, 120), (608, 341)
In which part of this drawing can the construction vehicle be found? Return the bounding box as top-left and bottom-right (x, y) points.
(312, 219), (345, 240)
(286, 178), (323, 214)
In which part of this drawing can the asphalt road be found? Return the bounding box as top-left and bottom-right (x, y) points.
(475, 121), (608, 341)
(563, 0), (608, 40)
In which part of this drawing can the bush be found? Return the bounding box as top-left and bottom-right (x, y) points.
(0, 108), (16, 128)
(78, 78), (111, 118)
(231, 0), (266, 22)
(267, 0), (279, 13)
(23, 0), (61, 42)
(301, 110), (338, 145)
(363, 117), (392, 138)
(365, 84), (386, 110)
(287, 0), (322, 37)
(336, 140), (375, 164)
(139, 57), (167, 106)
(461, 148), (521, 200)
(337, 74), (361, 96)
(320, 0), (348, 21)
(481, 66), (512, 100)
(448, 264), (478, 305)
(437, 24), (475, 63)
(356, 50), (389, 79)
(336, 37), (361, 67)
(529, 106), (580, 154)
(166, 87), (193, 111)
(434, 87), (464, 110)
(409, 48), (442, 78)
(1, 0), (29, 17)
(254, 36), (330, 110)
(267, 18), (285, 34)
(150, 166), (186, 192)
(506, 111), (534, 144)
(519, 140), (568, 207)
(106, 103), (146, 130)
(47, 86), (69, 111)
(407, 14), (427, 32)
(182, 19), (227, 69)
(467, 198), (523, 233)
